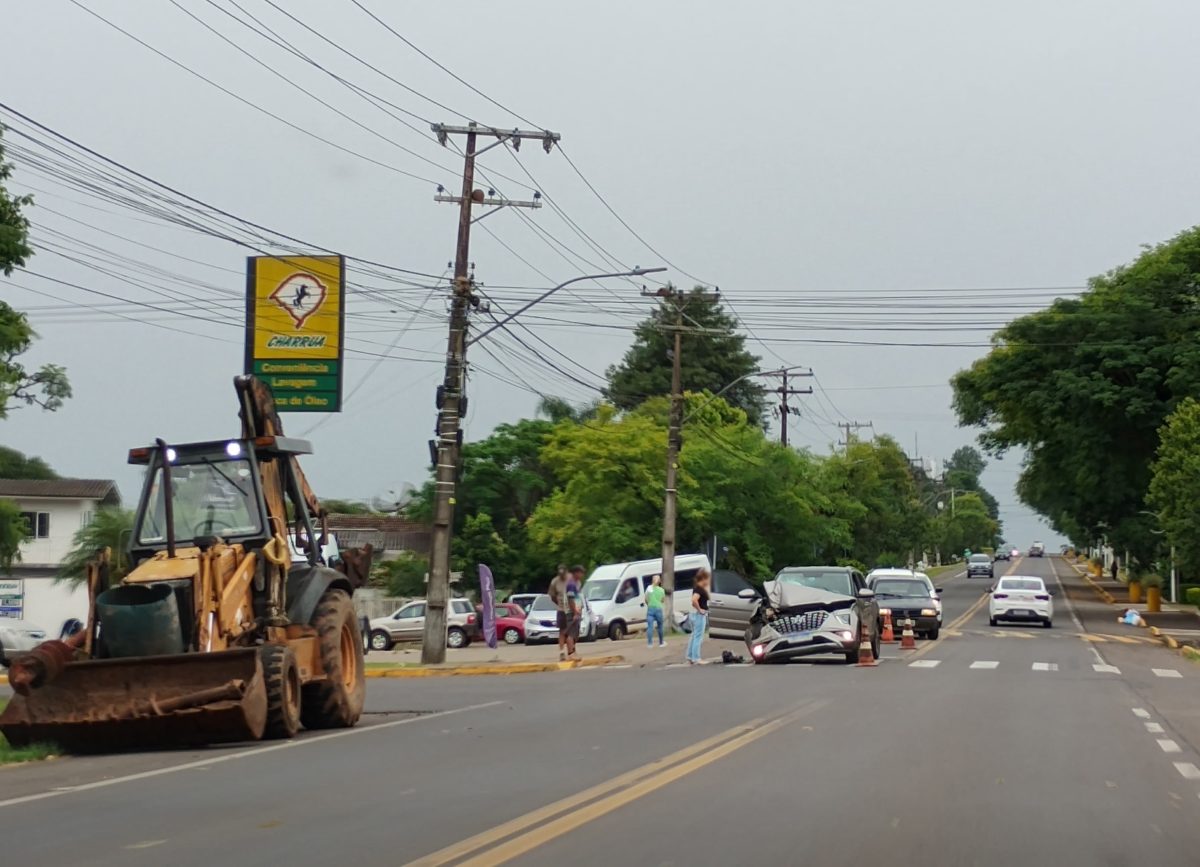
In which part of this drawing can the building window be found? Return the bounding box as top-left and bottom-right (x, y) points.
(80, 510), (94, 528)
(19, 511), (50, 539)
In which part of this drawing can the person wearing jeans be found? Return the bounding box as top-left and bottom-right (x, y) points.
(645, 573), (666, 647)
(686, 569), (712, 664)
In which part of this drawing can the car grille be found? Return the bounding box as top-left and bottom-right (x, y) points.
(891, 608), (922, 620)
(774, 611), (829, 634)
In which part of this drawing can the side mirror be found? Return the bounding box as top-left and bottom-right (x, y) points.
(737, 588), (758, 600)
(856, 588), (875, 600)
(935, 587), (943, 594)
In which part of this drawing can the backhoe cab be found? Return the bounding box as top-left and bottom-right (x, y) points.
(0, 376), (371, 752)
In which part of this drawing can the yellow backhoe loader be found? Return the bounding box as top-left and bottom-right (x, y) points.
(0, 375), (374, 751)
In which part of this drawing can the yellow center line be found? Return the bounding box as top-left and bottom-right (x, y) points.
(405, 701), (827, 867)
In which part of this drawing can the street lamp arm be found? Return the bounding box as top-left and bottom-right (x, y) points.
(682, 366), (812, 423)
(466, 267), (666, 347)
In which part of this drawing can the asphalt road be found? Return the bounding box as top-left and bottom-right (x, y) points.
(5, 556), (1200, 865)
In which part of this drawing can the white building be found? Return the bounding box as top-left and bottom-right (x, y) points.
(0, 478), (121, 636)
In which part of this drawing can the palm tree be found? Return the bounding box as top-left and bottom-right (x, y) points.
(57, 507), (135, 587)
(537, 396), (602, 424)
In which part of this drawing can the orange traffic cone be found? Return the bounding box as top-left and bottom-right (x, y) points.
(899, 617), (917, 650)
(881, 611), (896, 643)
(856, 621), (878, 667)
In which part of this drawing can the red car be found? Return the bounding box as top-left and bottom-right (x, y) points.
(476, 602), (528, 645)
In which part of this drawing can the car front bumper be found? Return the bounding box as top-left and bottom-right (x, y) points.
(967, 569), (993, 578)
(887, 614), (939, 635)
(749, 629), (858, 663)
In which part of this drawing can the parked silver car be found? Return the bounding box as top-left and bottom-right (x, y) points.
(523, 594), (599, 644)
(0, 619), (47, 667)
(368, 599), (477, 650)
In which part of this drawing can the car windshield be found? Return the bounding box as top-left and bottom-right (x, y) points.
(999, 579), (1044, 591)
(874, 579), (931, 598)
(530, 595), (556, 612)
(137, 458), (261, 544)
(583, 579), (618, 601)
(775, 570), (852, 596)
(970, 555), (991, 563)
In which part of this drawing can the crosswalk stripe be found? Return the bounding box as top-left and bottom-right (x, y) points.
(1159, 739), (1182, 753)
(909, 660), (940, 668)
(970, 661), (999, 669)
(1154, 668), (1183, 678)
(1032, 662), (1058, 672)
(1133, 708), (1152, 719)
(1093, 664), (1120, 674)
(1175, 763), (1200, 780)
(1146, 723), (1165, 734)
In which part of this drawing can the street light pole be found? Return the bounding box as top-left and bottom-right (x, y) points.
(467, 267), (666, 347)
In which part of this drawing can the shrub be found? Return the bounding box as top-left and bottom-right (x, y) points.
(1186, 587), (1200, 607)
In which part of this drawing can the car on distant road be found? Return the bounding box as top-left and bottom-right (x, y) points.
(0, 619), (47, 667)
(989, 576), (1054, 628)
(523, 593), (599, 644)
(967, 553), (994, 579)
(867, 570), (942, 639)
(368, 598), (478, 651)
(1029, 541), (1045, 557)
(994, 548), (1010, 561)
(743, 566), (879, 664)
(478, 602), (529, 645)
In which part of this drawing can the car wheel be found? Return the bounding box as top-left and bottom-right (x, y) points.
(989, 617), (998, 627)
(369, 630), (393, 652)
(1043, 619), (1053, 629)
(608, 621), (626, 641)
(503, 627), (521, 645)
(928, 626), (940, 640)
(447, 627), (467, 648)
(871, 632), (880, 660)
(844, 648), (858, 665)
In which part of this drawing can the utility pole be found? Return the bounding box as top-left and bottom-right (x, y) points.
(762, 368), (812, 446)
(423, 122), (559, 664)
(644, 285), (719, 628)
(837, 420), (874, 453)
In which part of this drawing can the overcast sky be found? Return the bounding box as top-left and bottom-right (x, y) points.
(4, 0), (1199, 551)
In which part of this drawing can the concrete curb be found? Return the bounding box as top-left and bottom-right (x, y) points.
(0, 657), (629, 688)
(1073, 563), (1118, 605)
(365, 655), (626, 678)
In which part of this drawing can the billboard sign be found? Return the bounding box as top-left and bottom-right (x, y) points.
(245, 255), (345, 412)
(0, 577), (23, 618)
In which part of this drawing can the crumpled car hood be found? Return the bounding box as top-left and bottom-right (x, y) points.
(763, 581), (855, 610)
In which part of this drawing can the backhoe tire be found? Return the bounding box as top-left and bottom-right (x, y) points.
(300, 588), (366, 730)
(261, 644), (301, 740)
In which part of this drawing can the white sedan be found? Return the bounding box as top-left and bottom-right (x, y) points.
(0, 619), (48, 666)
(989, 576), (1054, 628)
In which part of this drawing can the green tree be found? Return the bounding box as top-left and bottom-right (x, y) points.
(0, 446), (57, 480)
(605, 287), (766, 425)
(57, 507), (136, 586)
(321, 498), (375, 515)
(0, 124), (33, 276)
(953, 226), (1200, 563)
(935, 493), (1000, 555)
(1148, 398), (1200, 576)
(0, 498), (23, 572)
(373, 552), (429, 597)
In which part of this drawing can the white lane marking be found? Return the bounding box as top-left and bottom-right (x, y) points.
(1146, 723), (1166, 734)
(1133, 708), (1152, 719)
(124, 841), (166, 850)
(1049, 556), (1086, 632)
(1159, 739), (1182, 753)
(909, 660), (940, 668)
(1093, 664), (1120, 674)
(1032, 662), (1058, 672)
(0, 700), (503, 810)
(970, 661), (999, 669)
(1154, 668), (1183, 679)
(1175, 762), (1200, 780)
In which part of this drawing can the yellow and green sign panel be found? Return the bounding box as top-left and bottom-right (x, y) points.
(244, 255), (345, 412)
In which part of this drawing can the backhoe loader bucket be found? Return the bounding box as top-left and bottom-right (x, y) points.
(0, 648), (267, 752)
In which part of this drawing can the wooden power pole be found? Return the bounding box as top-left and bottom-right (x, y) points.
(762, 368), (812, 446)
(643, 285), (719, 630)
(838, 420), (874, 454)
(422, 122), (558, 664)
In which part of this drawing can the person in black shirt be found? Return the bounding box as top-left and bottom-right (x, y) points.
(686, 568), (712, 664)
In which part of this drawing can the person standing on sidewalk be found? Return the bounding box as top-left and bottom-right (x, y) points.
(563, 565), (585, 659)
(548, 565), (571, 661)
(645, 574), (666, 648)
(686, 568), (712, 665)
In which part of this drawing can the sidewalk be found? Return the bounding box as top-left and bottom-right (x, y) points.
(1059, 558), (1200, 648)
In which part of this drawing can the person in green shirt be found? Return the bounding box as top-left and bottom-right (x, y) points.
(645, 574), (666, 647)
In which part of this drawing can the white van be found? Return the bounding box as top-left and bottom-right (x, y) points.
(582, 554), (712, 640)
